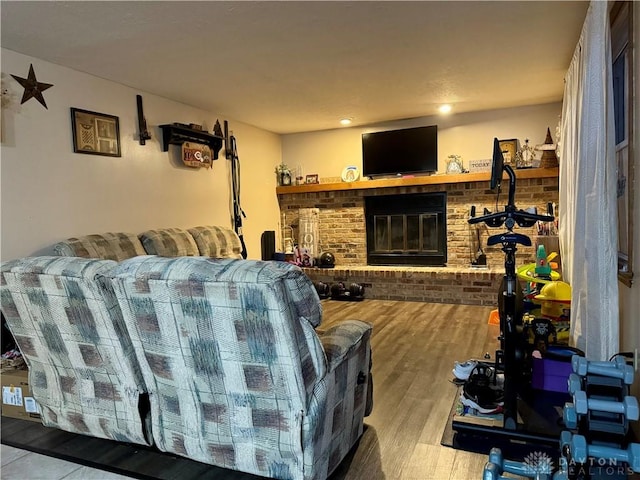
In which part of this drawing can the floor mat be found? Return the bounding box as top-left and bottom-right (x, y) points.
(441, 386), (560, 463)
(1, 416), (262, 480)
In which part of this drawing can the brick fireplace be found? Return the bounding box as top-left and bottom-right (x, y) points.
(276, 170), (559, 305)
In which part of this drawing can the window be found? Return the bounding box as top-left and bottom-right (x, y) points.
(610, 1), (635, 286)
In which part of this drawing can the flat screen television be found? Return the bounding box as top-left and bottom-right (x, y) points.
(362, 125), (438, 178)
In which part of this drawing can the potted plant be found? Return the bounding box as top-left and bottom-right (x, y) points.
(275, 163), (291, 186)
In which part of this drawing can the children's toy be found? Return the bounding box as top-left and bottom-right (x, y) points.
(534, 281), (571, 322)
(535, 245), (552, 280)
(516, 256), (561, 285)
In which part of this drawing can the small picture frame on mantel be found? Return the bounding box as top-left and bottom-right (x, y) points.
(498, 139), (519, 166)
(305, 174), (319, 184)
(71, 108), (121, 157)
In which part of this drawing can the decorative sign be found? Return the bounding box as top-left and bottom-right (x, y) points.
(181, 142), (212, 168)
(467, 159), (492, 173)
(299, 208), (320, 265)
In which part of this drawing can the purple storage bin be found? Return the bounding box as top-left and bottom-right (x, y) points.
(531, 357), (573, 393)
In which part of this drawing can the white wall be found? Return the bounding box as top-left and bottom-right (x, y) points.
(1, 49), (282, 261)
(281, 103), (562, 179)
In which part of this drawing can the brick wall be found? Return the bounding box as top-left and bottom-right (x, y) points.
(277, 176), (559, 269)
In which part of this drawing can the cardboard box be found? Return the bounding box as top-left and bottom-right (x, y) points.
(1, 369), (42, 422)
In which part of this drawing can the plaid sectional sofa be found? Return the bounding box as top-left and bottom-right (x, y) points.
(52, 225), (244, 260)
(1, 243), (373, 479)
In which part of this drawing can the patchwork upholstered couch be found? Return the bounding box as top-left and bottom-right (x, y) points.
(52, 225), (243, 261)
(1, 253), (373, 479)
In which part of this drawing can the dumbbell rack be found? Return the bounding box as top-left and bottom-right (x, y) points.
(482, 355), (640, 480)
(560, 355), (639, 478)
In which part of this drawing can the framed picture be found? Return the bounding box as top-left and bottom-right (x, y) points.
(305, 174), (319, 184)
(71, 108), (121, 157)
(498, 139), (518, 166)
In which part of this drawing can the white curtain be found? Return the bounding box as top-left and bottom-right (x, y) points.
(559, 1), (619, 360)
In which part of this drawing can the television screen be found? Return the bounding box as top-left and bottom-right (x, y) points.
(362, 125), (437, 178)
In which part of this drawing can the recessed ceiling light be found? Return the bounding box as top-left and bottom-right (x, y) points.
(340, 118), (352, 126)
(439, 104), (452, 114)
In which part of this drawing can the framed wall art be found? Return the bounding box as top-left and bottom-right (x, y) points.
(498, 139), (519, 166)
(305, 174), (319, 184)
(71, 108), (121, 157)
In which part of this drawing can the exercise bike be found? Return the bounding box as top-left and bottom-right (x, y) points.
(466, 138), (554, 433)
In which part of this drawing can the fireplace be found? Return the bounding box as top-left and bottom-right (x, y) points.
(365, 192), (447, 266)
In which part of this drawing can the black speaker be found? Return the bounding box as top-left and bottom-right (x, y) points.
(261, 231), (276, 261)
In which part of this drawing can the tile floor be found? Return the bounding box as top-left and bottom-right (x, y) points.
(1, 444), (134, 479)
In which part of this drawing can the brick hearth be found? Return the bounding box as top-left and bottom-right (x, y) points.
(302, 265), (502, 306)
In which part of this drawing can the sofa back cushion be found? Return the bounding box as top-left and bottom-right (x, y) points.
(138, 228), (198, 256)
(187, 225), (243, 258)
(0, 256), (150, 445)
(107, 256), (326, 476)
(53, 233), (146, 261)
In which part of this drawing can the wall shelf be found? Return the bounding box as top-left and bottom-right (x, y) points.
(276, 167), (559, 195)
(159, 124), (224, 159)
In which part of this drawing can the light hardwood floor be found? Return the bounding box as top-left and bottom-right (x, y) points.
(321, 299), (497, 480)
(1, 299), (498, 480)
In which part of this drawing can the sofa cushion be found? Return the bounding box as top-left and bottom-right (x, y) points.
(138, 228), (199, 256)
(53, 232), (146, 261)
(0, 256), (151, 446)
(187, 225), (242, 258)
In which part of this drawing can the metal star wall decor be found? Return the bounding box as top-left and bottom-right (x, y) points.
(11, 64), (53, 109)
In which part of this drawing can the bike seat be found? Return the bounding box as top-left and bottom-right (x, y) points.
(487, 232), (532, 247)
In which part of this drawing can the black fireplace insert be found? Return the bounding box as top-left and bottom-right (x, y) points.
(365, 192), (447, 266)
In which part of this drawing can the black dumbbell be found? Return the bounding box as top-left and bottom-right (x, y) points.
(330, 282), (365, 301)
(313, 281), (330, 299)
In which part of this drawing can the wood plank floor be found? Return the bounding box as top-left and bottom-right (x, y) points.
(321, 299), (496, 480)
(1, 299), (498, 480)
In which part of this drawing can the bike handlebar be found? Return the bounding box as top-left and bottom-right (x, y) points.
(468, 207), (553, 229)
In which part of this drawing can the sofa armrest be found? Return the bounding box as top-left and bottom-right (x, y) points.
(302, 319), (372, 478)
(318, 319), (372, 372)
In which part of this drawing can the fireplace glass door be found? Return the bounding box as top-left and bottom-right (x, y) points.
(366, 192), (447, 266)
(374, 213), (441, 253)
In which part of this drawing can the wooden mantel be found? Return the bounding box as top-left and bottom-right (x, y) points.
(276, 167), (559, 195)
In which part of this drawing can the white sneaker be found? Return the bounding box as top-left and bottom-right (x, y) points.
(459, 393), (504, 414)
(452, 360), (478, 380)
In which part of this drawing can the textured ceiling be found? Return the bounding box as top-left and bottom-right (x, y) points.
(0, 1), (589, 134)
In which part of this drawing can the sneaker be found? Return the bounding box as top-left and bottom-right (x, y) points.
(459, 394), (504, 414)
(452, 360), (478, 380)
(461, 365), (504, 413)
